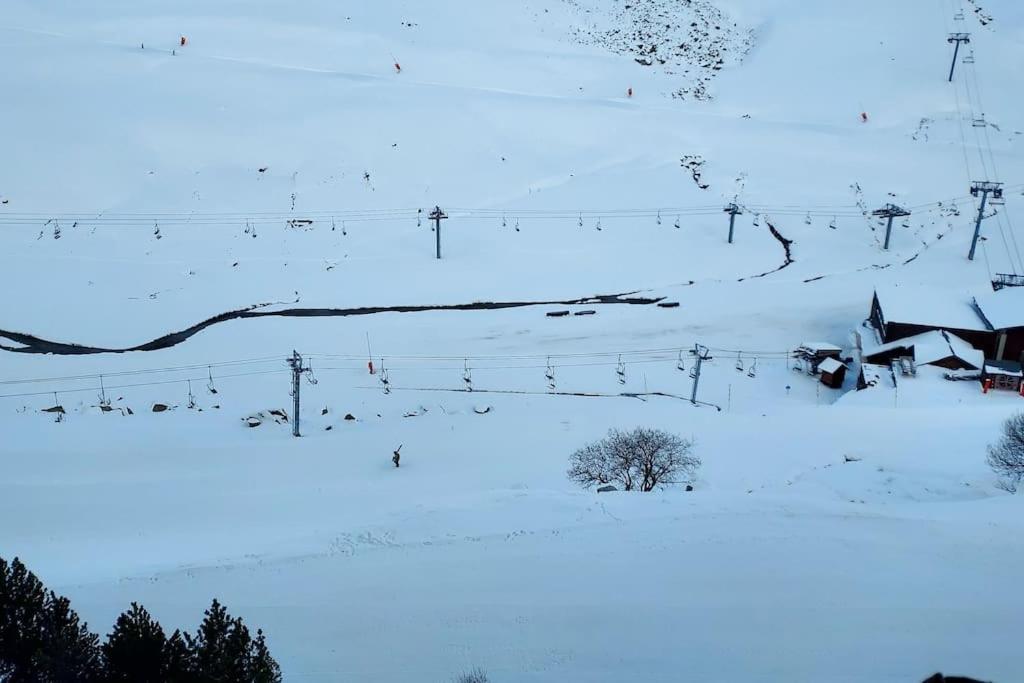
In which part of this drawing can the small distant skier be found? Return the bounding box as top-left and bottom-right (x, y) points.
(627, 87), (633, 98)
(180, 36), (188, 47)
(394, 61), (402, 74)
(392, 445), (402, 468)
(860, 111), (869, 123)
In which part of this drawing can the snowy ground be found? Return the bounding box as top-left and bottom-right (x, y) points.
(2, 0), (1024, 681)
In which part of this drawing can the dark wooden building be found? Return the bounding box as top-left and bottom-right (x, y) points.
(981, 361), (1024, 393)
(818, 357), (847, 389)
(973, 288), (1024, 364)
(869, 288), (995, 353)
(861, 330), (983, 371)
(870, 287), (1024, 364)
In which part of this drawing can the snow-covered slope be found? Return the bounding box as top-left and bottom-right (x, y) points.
(2, 1), (1024, 680)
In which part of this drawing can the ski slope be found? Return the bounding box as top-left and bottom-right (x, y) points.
(2, 0), (1024, 680)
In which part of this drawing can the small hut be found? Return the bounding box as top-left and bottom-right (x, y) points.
(818, 357), (847, 389)
(794, 342), (843, 373)
(981, 361), (1024, 393)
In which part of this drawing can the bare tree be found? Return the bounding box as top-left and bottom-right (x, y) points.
(987, 412), (1024, 493)
(567, 428), (699, 492)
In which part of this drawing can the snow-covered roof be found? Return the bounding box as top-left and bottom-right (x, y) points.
(862, 329), (984, 369)
(799, 341), (842, 353)
(818, 357), (845, 373)
(858, 363), (892, 389)
(985, 361), (1023, 377)
(874, 286), (989, 331)
(974, 288), (1024, 330)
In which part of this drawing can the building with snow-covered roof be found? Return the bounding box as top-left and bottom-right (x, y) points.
(857, 362), (894, 391)
(869, 287), (993, 353)
(973, 287), (1024, 364)
(862, 330), (984, 371)
(817, 357), (847, 389)
(794, 342), (843, 373)
(982, 360), (1024, 393)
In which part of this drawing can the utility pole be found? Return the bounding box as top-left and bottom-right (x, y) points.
(429, 205), (448, 259)
(872, 203), (911, 251)
(723, 203), (743, 244)
(968, 181), (1003, 261)
(689, 344), (713, 405)
(947, 33), (970, 82)
(286, 350), (316, 437)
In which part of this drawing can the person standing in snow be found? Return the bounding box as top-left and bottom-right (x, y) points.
(392, 445), (402, 468)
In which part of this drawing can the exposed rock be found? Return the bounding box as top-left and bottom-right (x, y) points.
(152, 403), (170, 413)
(597, 484), (617, 493)
(563, 0), (753, 100)
(344, 413), (356, 421)
(245, 416), (262, 428)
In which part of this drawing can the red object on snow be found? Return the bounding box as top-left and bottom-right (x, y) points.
(860, 112), (869, 123)
(983, 378), (993, 394)
(368, 361), (375, 375)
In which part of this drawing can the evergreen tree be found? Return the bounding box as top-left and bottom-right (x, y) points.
(250, 629), (282, 683)
(188, 599), (238, 682)
(0, 556), (47, 681)
(163, 628), (195, 682)
(35, 591), (102, 682)
(102, 602), (167, 683)
(3, 558), (280, 683)
(187, 599), (281, 682)
(1, 557), (101, 682)
(222, 617), (254, 680)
